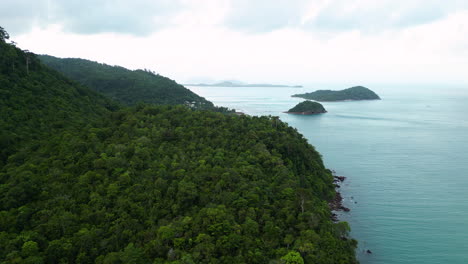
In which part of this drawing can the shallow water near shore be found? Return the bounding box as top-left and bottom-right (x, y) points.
(189, 84), (468, 264)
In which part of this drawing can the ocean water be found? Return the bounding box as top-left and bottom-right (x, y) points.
(188, 85), (468, 264)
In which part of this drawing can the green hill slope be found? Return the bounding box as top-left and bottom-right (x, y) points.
(0, 32), (118, 167)
(0, 27), (357, 263)
(0, 106), (357, 264)
(292, 86), (380, 101)
(39, 55), (214, 109)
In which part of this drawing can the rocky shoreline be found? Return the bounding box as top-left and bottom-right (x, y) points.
(329, 173), (374, 255)
(329, 172), (350, 222)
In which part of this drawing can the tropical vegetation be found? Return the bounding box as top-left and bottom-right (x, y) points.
(0, 27), (357, 263)
(39, 55), (217, 110)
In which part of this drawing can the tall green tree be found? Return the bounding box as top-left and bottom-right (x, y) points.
(0, 26), (9, 42)
(281, 251), (304, 264)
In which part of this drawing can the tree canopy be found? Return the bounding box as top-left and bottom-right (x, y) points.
(0, 26), (9, 42)
(1, 27), (357, 263)
(0, 33), (118, 167)
(39, 55), (217, 110)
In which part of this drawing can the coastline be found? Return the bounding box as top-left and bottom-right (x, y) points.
(329, 172), (350, 222)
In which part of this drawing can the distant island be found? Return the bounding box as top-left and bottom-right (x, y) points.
(292, 86), (380, 101)
(285, 101), (327, 115)
(185, 81), (302, 88)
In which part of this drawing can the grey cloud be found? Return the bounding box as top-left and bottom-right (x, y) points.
(50, 0), (182, 35)
(223, 0), (468, 34)
(0, 0), (49, 35)
(224, 0), (310, 33)
(305, 0), (468, 32)
(0, 0), (183, 36)
(2, 0), (468, 37)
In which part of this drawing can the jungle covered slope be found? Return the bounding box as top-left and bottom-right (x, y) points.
(0, 31), (118, 167)
(292, 86), (380, 101)
(1, 106), (357, 264)
(286, 101), (326, 114)
(39, 55), (215, 109)
(0, 28), (357, 263)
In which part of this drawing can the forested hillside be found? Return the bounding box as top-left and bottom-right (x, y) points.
(1, 27), (357, 263)
(0, 29), (118, 167)
(39, 55), (215, 109)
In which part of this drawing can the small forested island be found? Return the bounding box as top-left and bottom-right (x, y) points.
(286, 101), (327, 115)
(292, 86), (380, 101)
(186, 80), (302, 88)
(0, 27), (357, 264)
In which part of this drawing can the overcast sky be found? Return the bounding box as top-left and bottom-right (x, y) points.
(1, 0), (468, 85)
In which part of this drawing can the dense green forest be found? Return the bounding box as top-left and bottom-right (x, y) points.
(0, 27), (357, 263)
(0, 29), (118, 168)
(286, 101), (326, 114)
(292, 86), (380, 101)
(39, 55), (216, 110)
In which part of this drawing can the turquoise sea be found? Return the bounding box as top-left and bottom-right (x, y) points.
(188, 85), (468, 264)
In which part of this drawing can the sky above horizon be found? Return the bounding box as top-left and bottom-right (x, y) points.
(1, 0), (468, 86)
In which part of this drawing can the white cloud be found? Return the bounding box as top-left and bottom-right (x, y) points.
(302, 0), (468, 33)
(0, 0), (184, 35)
(6, 1), (468, 85)
(223, 0), (310, 32)
(0, 0), (49, 34)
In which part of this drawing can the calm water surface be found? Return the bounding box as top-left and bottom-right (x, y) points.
(189, 85), (468, 264)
